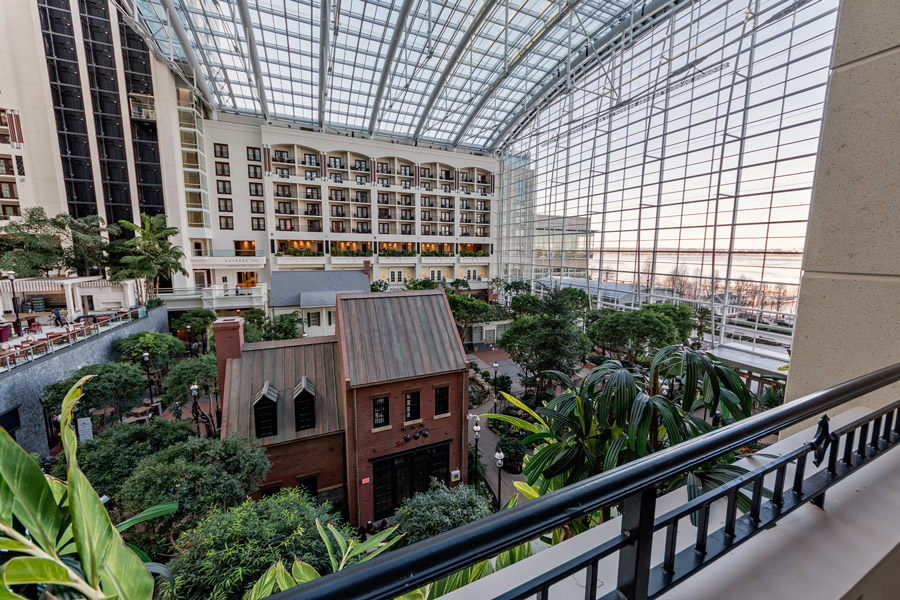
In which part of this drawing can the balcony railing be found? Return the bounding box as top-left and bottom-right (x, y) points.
(193, 249), (265, 257)
(288, 364), (900, 600)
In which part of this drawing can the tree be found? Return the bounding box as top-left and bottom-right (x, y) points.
(264, 311), (303, 340)
(162, 353), (218, 413)
(488, 276), (506, 299)
(393, 480), (491, 547)
(116, 331), (186, 372)
(447, 293), (493, 345)
(644, 303), (696, 342)
(163, 489), (353, 600)
(449, 278), (471, 293)
(504, 280), (531, 297)
(50, 418), (194, 498)
(43, 362), (145, 422)
(405, 278), (444, 290)
(109, 213), (188, 304)
(53, 212), (118, 276)
(510, 293), (543, 317)
(170, 308), (217, 348)
(589, 308), (679, 363)
(0, 207), (64, 276)
(371, 279), (390, 292)
(557, 287), (591, 322)
(116, 434), (270, 559)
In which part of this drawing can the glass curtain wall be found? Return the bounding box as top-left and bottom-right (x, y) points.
(499, 0), (839, 355)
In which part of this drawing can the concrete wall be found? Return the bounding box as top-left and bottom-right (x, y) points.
(0, 307), (169, 457)
(783, 0), (900, 434)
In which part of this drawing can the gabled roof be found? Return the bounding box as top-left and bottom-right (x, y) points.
(336, 290), (467, 388)
(223, 337), (343, 444)
(270, 270), (371, 308)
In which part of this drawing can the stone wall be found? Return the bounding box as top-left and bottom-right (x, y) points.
(0, 307), (170, 457)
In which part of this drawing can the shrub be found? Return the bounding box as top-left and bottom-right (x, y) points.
(116, 434), (270, 558)
(116, 330), (185, 368)
(587, 353), (606, 365)
(50, 418), (194, 498)
(497, 435), (527, 474)
(492, 373), (513, 394)
(164, 488), (353, 600)
(393, 480), (491, 547)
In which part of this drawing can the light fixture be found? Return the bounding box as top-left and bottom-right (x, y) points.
(142, 351), (150, 363)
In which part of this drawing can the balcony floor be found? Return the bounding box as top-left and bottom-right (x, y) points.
(445, 407), (900, 600)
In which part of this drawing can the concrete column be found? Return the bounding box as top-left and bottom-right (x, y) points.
(784, 0), (900, 435)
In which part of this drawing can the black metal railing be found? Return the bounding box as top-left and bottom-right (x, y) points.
(279, 363), (900, 600)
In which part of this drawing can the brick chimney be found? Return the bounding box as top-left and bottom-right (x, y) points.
(363, 259), (372, 283)
(212, 317), (244, 397)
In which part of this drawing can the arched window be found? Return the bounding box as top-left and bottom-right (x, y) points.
(253, 381), (278, 438)
(294, 376), (316, 432)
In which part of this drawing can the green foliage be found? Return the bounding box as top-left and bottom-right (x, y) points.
(504, 280), (531, 296)
(109, 213), (188, 305)
(164, 489), (353, 600)
(146, 298), (165, 309)
(694, 305), (712, 342)
(393, 480), (491, 547)
(509, 293), (543, 317)
(496, 435), (527, 473)
(370, 279), (390, 292)
(116, 331), (186, 368)
(240, 308), (268, 331)
(283, 247), (323, 257)
(50, 419), (194, 498)
(264, 311), (303, 340)
(449, 278), (471, 292)
(43, 362), (145, 420)
(170, 309), (217, 345)
(116, 434), (270, 559)
(162, 353), (218, 408)
(556, 287), (591, 320)
(644, 303), (696, 341)
(588, 306), (679, 362)
(492, 373), (513, 394)
(405, 278), (445, 290)
(0, 207), (65, 276)
(447, 293), (493, 343)
(0, 377), (154, 599)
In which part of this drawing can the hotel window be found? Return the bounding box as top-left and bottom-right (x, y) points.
(378, 223), (390, 234)
(251, 217), (265, 230)
(248, 165), (262, 179)
(251, 200), (265, 213)
(330, 173), (343, 183)
(354, 159), (367, 171)
(304, 153), (318, 166)
(218, 198), (232, 212)
(306, 312), (321, 327)
(429, 270), (443, 282)
(405, 391), (420, 422)
(356, 175), (368, 184)
(305, 170), (318, 180)
(247, 147), (261, 161)
(213, 143), (228, 158)
(219, 216), (234, 230)
(216, 180), (231, 194)
(0, 183), (18, 199)
(389, 270), (404, 283)
(434, 386), (449, 416)
(249, 183), (263, 196)
(373, 396), (389, 428)
(215, 162), (230, 176)
(328, 156), (342, 169)
(0, 158), (12, 175)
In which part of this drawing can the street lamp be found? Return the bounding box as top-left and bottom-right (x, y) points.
(186, 325), (193, 357)
(5, 273), (20, 337)
(142, 352), (153, 405)
(494, 449), (505, 511)
(472, 418), (481, 486)
(492, 361), (499, 412)
(190, 383), (200, 435)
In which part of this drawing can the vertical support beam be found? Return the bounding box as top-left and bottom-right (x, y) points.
(158, 0), (216, 113)
(367, 0), (415, 136)
(235, 0), (270, 122)
(318, 0), (331, 128)
(503, 0), (509, 72)
(616, 487), (657, 600)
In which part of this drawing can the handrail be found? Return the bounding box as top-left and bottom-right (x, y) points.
(280, 362), (900, 600)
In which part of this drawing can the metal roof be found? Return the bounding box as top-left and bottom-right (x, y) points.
(336, 290), (467, 387)
(119, 0), (683, 150)
(269, 269), (371, 308)
(223, 337), (344, 443)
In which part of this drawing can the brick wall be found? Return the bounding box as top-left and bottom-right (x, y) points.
(258, 432), (347, 508)
(344, 370), (469, 526)
(211, 317), (244, 395)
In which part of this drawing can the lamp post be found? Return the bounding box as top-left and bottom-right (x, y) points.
(494, 449), (505, 511)
(142, 352), (153, 405)
(190, 383), (200, 435)
(5, 273), (20, 337)
(492, 361), (499, 412)
(472, 418), (481, 486)
(186, 325), (193, 357)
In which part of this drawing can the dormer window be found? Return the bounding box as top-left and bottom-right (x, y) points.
(294, 376), (316, 431)
(253, 381), (279, 438)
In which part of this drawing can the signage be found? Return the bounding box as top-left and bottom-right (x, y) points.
(76, 417), (93, 440)
(361, 477), (371, 485)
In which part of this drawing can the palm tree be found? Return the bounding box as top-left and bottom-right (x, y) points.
(110, 214), (187, 305)
(488, 345), (759, 536)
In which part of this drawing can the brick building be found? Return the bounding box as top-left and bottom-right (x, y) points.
(215, 289), (469, 525)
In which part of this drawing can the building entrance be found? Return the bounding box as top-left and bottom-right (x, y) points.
(371, 441), (450, 519)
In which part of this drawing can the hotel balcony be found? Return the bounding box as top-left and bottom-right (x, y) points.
(190, 249), (266, 269)
(288, 365), (900, 600)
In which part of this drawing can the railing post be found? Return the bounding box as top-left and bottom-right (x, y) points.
(616, 486), (657, 600)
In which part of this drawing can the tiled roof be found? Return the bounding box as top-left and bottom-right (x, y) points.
(223, 337), (344, 444)
(336, 290), (467, 388)
(269, 270), (370, 308)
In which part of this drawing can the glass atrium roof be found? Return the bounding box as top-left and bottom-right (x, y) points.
(127, 0), (655, 150)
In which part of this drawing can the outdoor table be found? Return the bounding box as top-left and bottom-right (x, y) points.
(130, 405), (154, 416)
(90, 406), (116, 417)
